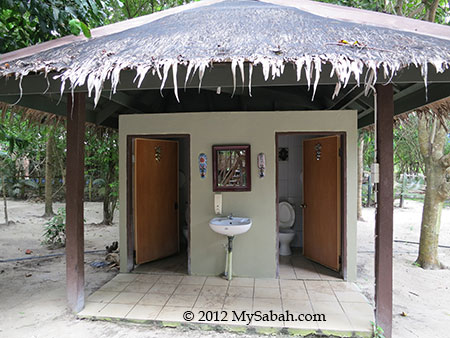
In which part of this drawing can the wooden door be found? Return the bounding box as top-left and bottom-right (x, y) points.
(134, 138), (179, 264)
(303, 135), (341, 271)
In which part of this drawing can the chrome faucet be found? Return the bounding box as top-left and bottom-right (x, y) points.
(227, 213), (233, 220)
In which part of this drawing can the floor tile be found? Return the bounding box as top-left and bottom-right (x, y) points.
(340, 302), (374, 331)
(254, 287), (281, 299)
(166, 294), (198, 307)
(254, 279), (279, 288)
(124, 282), (153, 293)
(335, 291), (368, 303)
(282, 299), (313, 312)
(158, 275), (183, 284)
(226, 286), (253, 298)
(253, 297), (282, 311)
(281, 288), (309, 300)
(98, 303), (134, 318)
(156, 306), (192, 321)
(285, 312), (319, 329)
(194, 294), (225, 308)
(280, 279), (306, 289)
(138, 293), (171, 306)
(181, 276), (207, 285)
(223, 296), (253, 310)
(135, 274), (161, 284)
(78, 301), (107, 316)
(112, 273), (138, 283)
(87, 291), (119, 303)
(148, 283), (178, 294)
(111, 292), (145, 304)
(204, 277), (230, 286)
(229, 277), (254, 287)
(126, 304), (162, 320)
(200, 285), (228, 296)
(99, 281), (130, 292)
(311, 300), (344, 315)
(329, 281), (359, 292)
(316, 313), (352, 331)
(174, 284), (202, 296)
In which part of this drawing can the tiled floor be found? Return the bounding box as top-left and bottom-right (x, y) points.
(135, 250), (342, 281)
(79, 272), (374, 336)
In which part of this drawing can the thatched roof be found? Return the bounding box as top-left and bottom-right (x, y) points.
(1, 0), (449, 107)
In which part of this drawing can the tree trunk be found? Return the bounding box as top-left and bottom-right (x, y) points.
(357, 133), (364, 220)
(415, 114), (449, 269)
(416, 158), (445, 269)
(44, 126), (55, 217)
(399, 173), (406, 208)
(2, 176), (8, 225)
(101, 160), (117, 225)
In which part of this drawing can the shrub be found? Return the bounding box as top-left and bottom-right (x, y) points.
(42, 208), (66, 248)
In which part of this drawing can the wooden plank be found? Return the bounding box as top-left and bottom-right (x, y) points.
(375, 84), (394, 338)
(134, 138), (179, 264)
(65, 93), (86, 312)
(303, 135), (341, 271)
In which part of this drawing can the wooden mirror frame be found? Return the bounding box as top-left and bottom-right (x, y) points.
(212, 145), (251, 192)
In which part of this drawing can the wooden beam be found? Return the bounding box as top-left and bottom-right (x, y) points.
(66, 93), (86, 313)
(1, 64), (448, 97)
(374, 83), (394, 338)
(101, 91), (146, 113)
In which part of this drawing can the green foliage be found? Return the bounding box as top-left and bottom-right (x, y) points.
(315, 0), (449, 24)
(371, 321), (386, 338)
(42, 207), (66, 248)
(0, 0), (108, 53)
(104, 0), (195, 22)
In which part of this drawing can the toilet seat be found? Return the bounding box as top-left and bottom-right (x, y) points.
(279, 201), (295, 229)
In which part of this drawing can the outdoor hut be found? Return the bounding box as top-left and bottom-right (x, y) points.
(1, 0), (450, 337)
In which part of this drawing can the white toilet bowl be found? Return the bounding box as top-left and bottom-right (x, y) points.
(278, 201), (296, 256)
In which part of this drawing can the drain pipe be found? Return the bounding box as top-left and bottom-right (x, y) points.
(223, 236), (234, 281)
(369, 85), (380, 205)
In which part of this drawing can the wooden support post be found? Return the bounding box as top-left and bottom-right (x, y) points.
(375, 84), (394, 338)
(66, 93), (86, 312)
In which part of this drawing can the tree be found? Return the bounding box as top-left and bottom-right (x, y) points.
(85, 128), (118, 225)
(318, 0), (450, 270)
(43, 125), (56, 217)
(0, 0), (108, 53)
(357, 131), (365, 220)
(415, 107), (450, 269)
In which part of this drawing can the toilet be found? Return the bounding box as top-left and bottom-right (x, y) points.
(278, 201), (296, 256)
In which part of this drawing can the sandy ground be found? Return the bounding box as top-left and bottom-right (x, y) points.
(0, 199), (449, 338)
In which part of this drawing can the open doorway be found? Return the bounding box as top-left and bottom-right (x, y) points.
(126, 134), (190, 275)
(276, 132), (345, 280)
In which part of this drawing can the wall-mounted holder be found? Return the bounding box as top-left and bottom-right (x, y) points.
(154, 146), (161, 162)
(278, 147), (289, 161)
(315, 143), (322, 160)
(257, 152), (266, 178)
(198, 153), (207, 179)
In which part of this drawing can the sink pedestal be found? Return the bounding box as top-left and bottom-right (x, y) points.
(224, 236), (234, 281)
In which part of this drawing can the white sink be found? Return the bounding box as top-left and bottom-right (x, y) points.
(209, 217), (252, 236)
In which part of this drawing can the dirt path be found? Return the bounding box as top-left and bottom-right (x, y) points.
(0, 199), (449, 337)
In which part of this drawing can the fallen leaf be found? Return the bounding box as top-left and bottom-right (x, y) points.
(25, 273), (32, 277)
(401, 312), (407, 317)
(25, 249), (32, 255)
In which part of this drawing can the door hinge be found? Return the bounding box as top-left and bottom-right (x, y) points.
(339, 148), (343, 157)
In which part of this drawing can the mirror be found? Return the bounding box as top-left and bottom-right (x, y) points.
(212, 145), (251, 192)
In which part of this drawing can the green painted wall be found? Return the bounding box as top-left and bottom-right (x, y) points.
(119, 110), (358, 280)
